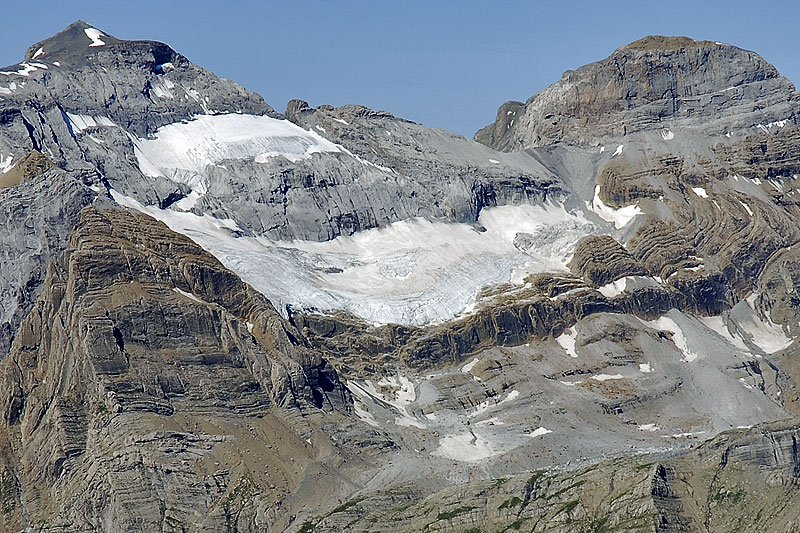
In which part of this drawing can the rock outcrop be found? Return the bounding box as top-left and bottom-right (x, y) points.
(475, 35), (798, 150)
(0, 207), (350, 531)
(3, 23), (800, 533)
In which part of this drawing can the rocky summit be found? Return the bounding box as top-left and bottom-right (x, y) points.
(1, 22), (800, 532)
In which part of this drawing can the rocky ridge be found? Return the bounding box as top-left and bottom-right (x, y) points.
(1, 24), (800, 532)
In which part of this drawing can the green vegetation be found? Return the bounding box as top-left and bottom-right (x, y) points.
(0, 473), (16, 515)
(557, 499), (580, 516)
(297, 521), (316, 533)
(435, 505), (475, 521)
(498, 496), (522, 510)
(580, 516), (611, 533)
(500, 518), (527, 531)
(547, 479), (586, 500)
(331, 497), (365, 515)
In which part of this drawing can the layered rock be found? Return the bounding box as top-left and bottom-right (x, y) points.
(476, 35), (798, 150)
(298, 421), (800, 532)
(0, 207), (351, 531)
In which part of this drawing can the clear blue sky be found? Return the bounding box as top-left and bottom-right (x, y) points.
(2, 1), (798, 137)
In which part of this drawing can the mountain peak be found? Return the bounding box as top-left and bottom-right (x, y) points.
(619, 34), (719, 52)
(476, 35), (792, 150)
(23, 21), (123, 63)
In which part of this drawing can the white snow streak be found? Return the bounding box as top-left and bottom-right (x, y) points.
(84, 28), (106, 47)
(587, 185), (642, 229)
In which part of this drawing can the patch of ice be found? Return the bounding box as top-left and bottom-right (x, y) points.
(587, 184), (642, 229)
(648, 316), (699, 362)
(0, 62), (45, 77)
(528, 427), (552, 438)
(556, 326), (578, 358)
(612, 144), (624, 157)
(84, 28), (106, 47)
(151, 79), (174, 99)
(660, 130), (674, 141)
(111, 185), (595, 325)
(499, 390), (519, 404)
(668, 431), (705, 439)
(461, 358), (479, 373)
(698, 316), (749, 351)
(735, 296), (792, 354)
(0, 155), (14, 173)
(432, 432), (497, 462)
(172, 287), (201, 303)
(353, 402), (380, 427)
(66, 113), (116, 133)
(691, 187), (708, 198)
(639, 363), (652, 373)
(597, 277), (629, 298)
(132, 114), (342, 183)
(592, 374), (624, 382)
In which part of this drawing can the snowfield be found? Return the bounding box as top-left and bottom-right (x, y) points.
(111, 190), (598, 325)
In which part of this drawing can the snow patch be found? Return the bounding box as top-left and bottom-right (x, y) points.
(736, 295), (792, 354)
(660, 130), (674, 141)
(597, 277), (629, 298)
(587, 184), (642, 229)
(739, 201), (753, 217)
(32, 47), (44, 59)
(639, 363), (652, 373)
(648, 316), (699, 362)
(527, 427), (552, 438)
(172, 287), (202, 303)
(132, 114), (342, 182)
(638, 423), (659, 432)
(0, 82), (16, 95)
(612, 144), (624, 157)
(488, 158), (500, 164)
(0, 155), (14, 173)
(84, 28), (106, 47)
(461, 358), (479, 373)
(0, 62), (46, 77)
(691, 187), (708, 198)
(556, 326), (579, 358)
(66, 113), (116, 133)
(592, 374), (624, 382)
(433, 432), (497, 462)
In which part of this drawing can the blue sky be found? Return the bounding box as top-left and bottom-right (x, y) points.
(2, 1), (798, 137)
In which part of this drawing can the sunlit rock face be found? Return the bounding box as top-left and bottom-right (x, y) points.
(2, 23), (800, 532)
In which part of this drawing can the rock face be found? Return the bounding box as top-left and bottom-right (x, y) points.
(0, 207), (350, 531)
(3, 24), (800, 533)
(475, 35), (798, 150)
(299, 421), (800, 532)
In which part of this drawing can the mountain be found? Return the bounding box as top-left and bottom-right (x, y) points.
(1, 23), (800, 532)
